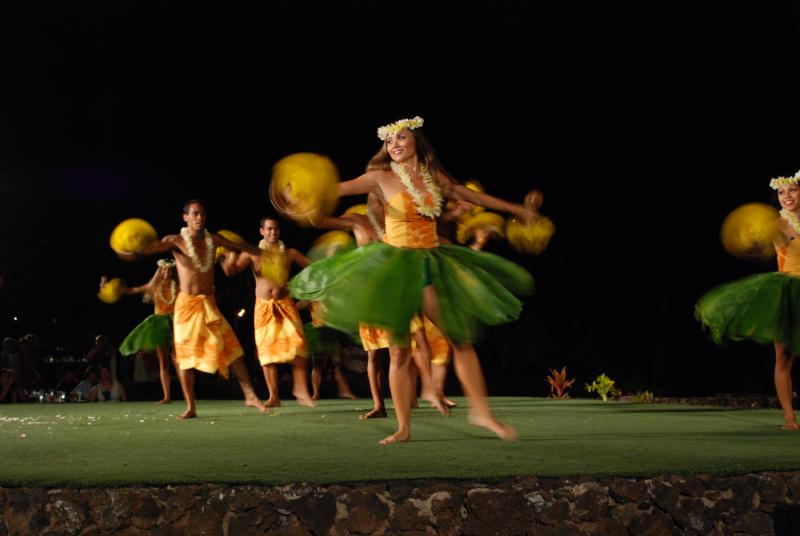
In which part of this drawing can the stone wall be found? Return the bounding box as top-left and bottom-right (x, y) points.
(3, 471), (800, 535)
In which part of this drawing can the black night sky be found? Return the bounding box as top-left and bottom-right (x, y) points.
(1, 1), (799, 397)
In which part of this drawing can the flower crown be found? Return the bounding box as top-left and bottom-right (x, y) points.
(157, 259), (175, 268)
(770, 170), (800, 190)
(377, 116), (424, 141)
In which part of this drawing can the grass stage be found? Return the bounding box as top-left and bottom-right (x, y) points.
(1, 397), (798, 487)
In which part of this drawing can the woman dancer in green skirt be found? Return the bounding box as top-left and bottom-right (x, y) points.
(289, 116), (536, 444)
(117, 259), (178, 404)
(697, 172), (800, 429)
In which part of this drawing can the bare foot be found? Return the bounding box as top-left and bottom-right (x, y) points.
(443, 398), (457, 408)
(293, 389), (317, 408)
(311, 393), (320, 401)
(358, 407), (387, 420)
(410, 399), (419, 409)
(264, 399), (282, 408)
(469, 413), (518, 441)
(378, 430), (411, 445)
(177, 409), (197, 420)
(783, 421), (800, 430)
(338, 391), (358, 400)
(422, 391), (449, 417)
(245, 397), (271, 414)
(156, 398), (171, 405)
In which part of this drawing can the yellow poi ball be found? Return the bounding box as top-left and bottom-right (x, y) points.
(109, 218), (158, 256)
(343, 204), (368, 216)
(459, 180), (486, 218)
(507, 215), (556, 255)
(464, 180), (485, 194)
(720, 203), (779, 258)
(97, 278), (126, 304)
(456, 211), (506, 244)
(214, 229), (245, 261)
(307, 230), (356, 262)
(270, 152), (339, 226)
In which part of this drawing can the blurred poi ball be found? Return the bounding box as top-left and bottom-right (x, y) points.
(464, 180), (485, 194)
(460, 180), (486, 218)
(307, 230), (356, 262)
(109, 218), (158, 256)
(344, 204), (368, 216)
(214, 229), (245, 261)
(720, 203), (779, 258)
(270, 153), (339, 226)
(456, 212), (505, 244)
(97, 278), (126, 304)
(507, 215), (556, 255)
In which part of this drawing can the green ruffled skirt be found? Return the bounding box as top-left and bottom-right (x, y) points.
(304, 323), (342, 361)
(119, 313), (173, 355)
(695, 272), (800, 354)
(289, 242), (534, 344)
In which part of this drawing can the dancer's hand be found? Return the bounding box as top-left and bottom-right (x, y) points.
(513, 204), (538, 224)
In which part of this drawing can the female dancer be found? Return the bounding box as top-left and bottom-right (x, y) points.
(289, 116), (535, 444)
(696, 172), (800, 429)
(117, 259), (177, 404)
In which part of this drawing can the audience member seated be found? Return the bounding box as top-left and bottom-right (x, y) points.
(72, 367), (99, 401)
(89, 364), (127, 402)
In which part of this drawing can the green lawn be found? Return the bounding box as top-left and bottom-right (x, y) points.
(1, 397), (798, 487)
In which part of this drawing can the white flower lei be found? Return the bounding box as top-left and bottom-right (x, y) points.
(390, 162), (442, 219)
(180, 227), (214, 273)
(258, 239), (286, 253)
(157, 280), (177, 306)
(781, 209), (800, 235)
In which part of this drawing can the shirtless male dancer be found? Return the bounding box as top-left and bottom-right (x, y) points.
(221, 216), (314, 407)
(136, 199), (268, 418)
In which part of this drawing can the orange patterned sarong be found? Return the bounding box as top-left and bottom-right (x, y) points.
(359, 323), (390, 351)
(255, 296), (307, 365)
(411, 316), (451, 366)
(173, 292), (243, 378)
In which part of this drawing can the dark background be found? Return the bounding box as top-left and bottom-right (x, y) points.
(1, 1), (799, 397)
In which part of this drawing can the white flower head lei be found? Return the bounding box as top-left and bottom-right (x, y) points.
(770, 170), (800, 234)
(180, 227), (214, 273)
(377, 116), (424, 141)
(149, 260), (176, 305)
(390, 161), (443, 218)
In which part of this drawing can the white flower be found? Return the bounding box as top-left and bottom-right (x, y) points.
(377, 116), (424, 141)
(181, 228), (214, 273)
(390, 162), (442, 219)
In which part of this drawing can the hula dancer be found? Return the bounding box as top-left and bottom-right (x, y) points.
(287, 116), (535, 444)
(221, 216), (314, 407)
(133, 200), (268, 419)
(315, 200), (447, 418)
(115, 259), (178, 404)
(697, 172), (800, 430)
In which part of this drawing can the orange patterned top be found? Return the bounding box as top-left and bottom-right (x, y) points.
(777, 238), (800, 276)
(153, 282), (177, 315)
(383, 191), (439, 249)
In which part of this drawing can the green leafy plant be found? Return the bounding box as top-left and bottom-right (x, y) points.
(545, 367), (575, 399)
(633, 390), (654, 403)
(585, 373), (622, 401)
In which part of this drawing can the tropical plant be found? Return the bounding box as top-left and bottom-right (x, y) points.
(545, 367), (575, 399)
(585, 373), (622, 401)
